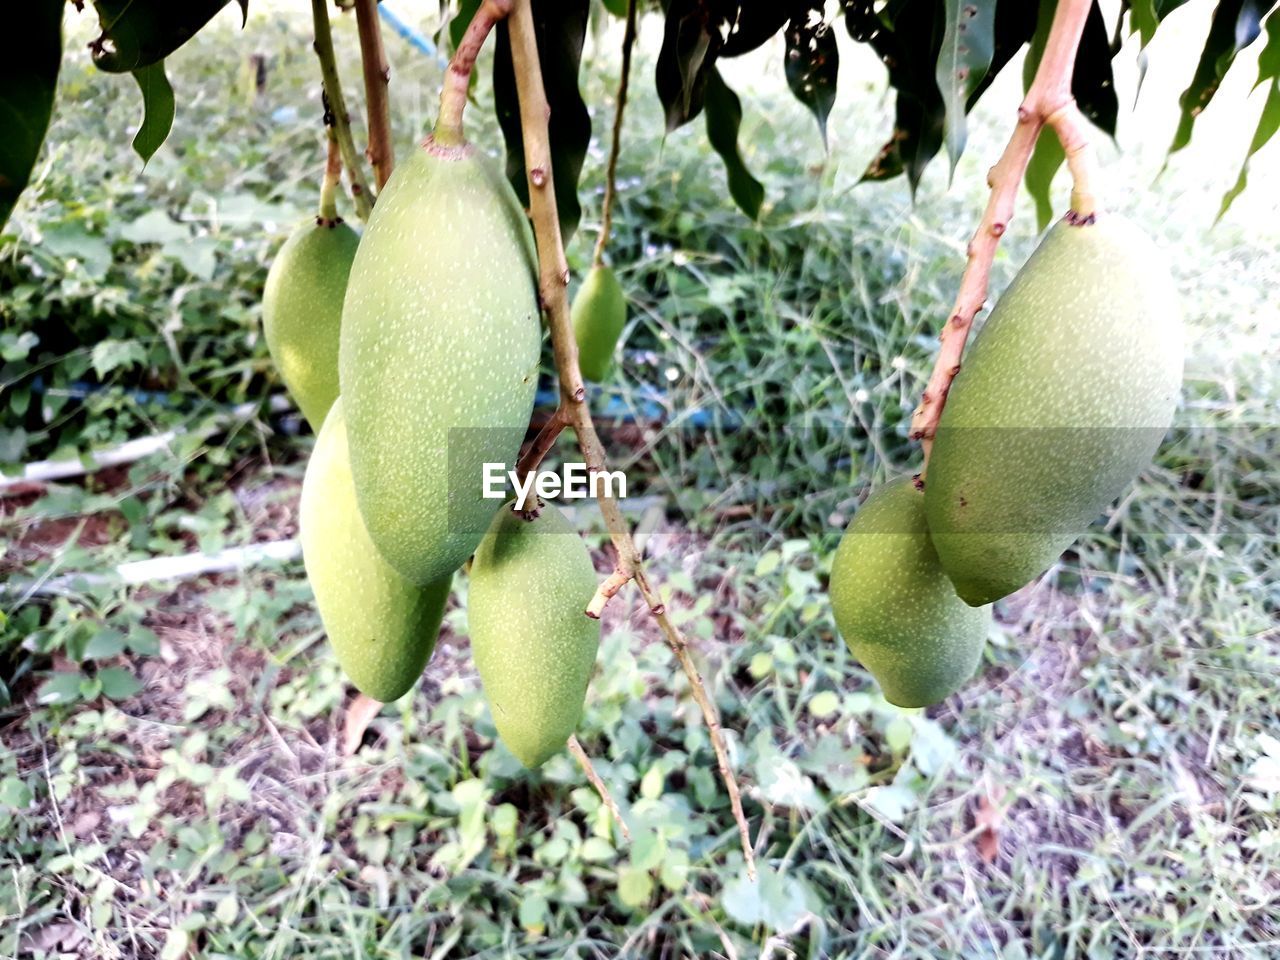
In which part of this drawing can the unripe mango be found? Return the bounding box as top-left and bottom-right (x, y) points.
(339, 137), (542, 585)
(925, 215), (1184, 606)
(571, 264), (626, 381)
(301, 398), (451, 702)
(829, 478), (989, 708)
(262, 219), (359, 431)
(468, 502), (600, 768)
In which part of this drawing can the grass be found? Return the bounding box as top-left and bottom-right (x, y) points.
(2, 5), (1279, 959)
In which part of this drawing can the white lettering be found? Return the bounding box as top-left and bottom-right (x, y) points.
(591, 469), (627, 500)
(482, 463), (507, 500)
(510, 468), (537, 511)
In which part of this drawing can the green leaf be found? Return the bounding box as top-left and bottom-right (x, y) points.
(131, 61), (175, 164)
(721, 5), (790, 56)
(703, 68), (764, 220)
(1217, 72), (1280, 220)
(89, 0), (239, 74)
(1024, 131), (1065, 232)
(493, 0), (590, 243)
(91, 340), (148, 378)
(809, 690), (840, 719)
(98, 667), (143, 701)
(784, 5), (841, 145)
(936, 0), (996, 175)
(82, 629), (127, 660)
(1170, 0), (1268, 155)
(0, 1), (62, 231)
(37, 671), (84, 706)
(0, 776), (32, 809)
(616, 865), (653, 908)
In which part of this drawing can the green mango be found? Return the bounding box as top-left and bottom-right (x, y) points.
(340, 138), (541, 585)
(571, 264), (626, 382)
(829, 478), (989, 708)
(468, 502), (601, 768)
(300, 398), (451, 703)
(262, 219), (359, 431)
(925, 215), (1184, 606)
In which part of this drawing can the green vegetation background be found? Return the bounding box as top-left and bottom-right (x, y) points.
(1, 4), (1277, 957)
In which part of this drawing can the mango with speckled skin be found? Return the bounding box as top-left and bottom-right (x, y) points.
(468, 502), (600, 768)
(571, 264), (626, 382)
(301, 398), (451, 702)
(262, 219), (359, 431)
(925, 215), (1184, 606)
(339, 137), (542, 586)
(830, 478), (989, 708)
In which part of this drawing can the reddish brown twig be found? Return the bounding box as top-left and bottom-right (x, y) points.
(592, 0), (638, 269)
(353, 0), (394, 189)
(506, 0), (755, 880)
(436, 0), (514, 146)
(910, 0), (1100, 469)
(309, 0), (373, 219)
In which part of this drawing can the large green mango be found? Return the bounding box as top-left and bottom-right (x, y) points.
(468, 502), (600, 768)
(925, 215), (1183, 606)
(262, 219), (359, 431)
(340, 138), (541, 585)
(301, 398), (451, 703)
(571, 264), (626, 382)
(829, 478), (989, 708)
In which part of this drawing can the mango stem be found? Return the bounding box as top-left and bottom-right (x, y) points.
(309, 0), (373, 220)
(434, 0), (513, 147)
(505, 0), (757, 882)
(318, 129), (342, 225)
(592, 0), (638, 269)
(910, 0), (1102, 473)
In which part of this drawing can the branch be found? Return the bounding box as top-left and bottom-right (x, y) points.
(568, 735), (631, 842)
(310, 0), (373, 220)
(909, 0), (1100, 470)
(591, 0), (638, 268)
(353, 0), (394, 190)
(505, 0), (756, 880)
(436, 0), (513, 146)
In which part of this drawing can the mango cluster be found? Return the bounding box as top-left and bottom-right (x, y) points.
(262, 136), (602, 768)
(830, 214), (1184, 707)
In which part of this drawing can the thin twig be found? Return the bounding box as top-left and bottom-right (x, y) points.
(353, 0), (394, 189)
(310, 0), (373, 220)
(592, 0), (638, 268)
(567, 735), (631, 842)
(909, 0), (1099, 470)
(505, 0), (756, 880)
(436, 0), (514, 146)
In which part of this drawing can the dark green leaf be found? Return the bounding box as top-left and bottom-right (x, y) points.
(1074, 2), (1121, 137)
(131, 60), (175, 164)
(90, 0), (237, 74)
(936, 0), (996, 174)
(1218, 12), (1280, 219)
(82, 629), (127, 660)
(655, 0), (730, 130)
(0, 0), (62, 231)
(1025, 132), (1065, 232)
(494, 0), (591, 243)
(448, 0), (482, 51)
(854, 0), (947, 195)
(703, 68), (764, 219)
(1170, 0), (1268, 154)
(99, 666), (143, 701)
(965, 0), (1038, 108)
(602, 0), (630, 16)
(723, 5), (791, 57)
(785, 5), (841, 144)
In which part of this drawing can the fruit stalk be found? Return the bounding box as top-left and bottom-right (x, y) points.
(309, 0), (373, 220)
(506, 0), (756, 880)
(436, 0), (513, 146)
(568, 735), (631, 841)
(909, 0), (1099, 468)
(591, 0), (638, 269)
(353, 0), (394, 189)
(319, 130), (342, 226)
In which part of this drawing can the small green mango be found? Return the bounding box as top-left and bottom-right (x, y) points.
(571, 264), (626, 382)
(925, 214), (1184, 606)
(301, 398), (451, 703)
(262, 218), (359, 431)
(468, 502), (601, 768)
(829, 478), (989, 708)
(340, 137), (541, 585)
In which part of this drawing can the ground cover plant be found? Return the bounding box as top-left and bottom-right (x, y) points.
(1, 0), (1278, 957)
